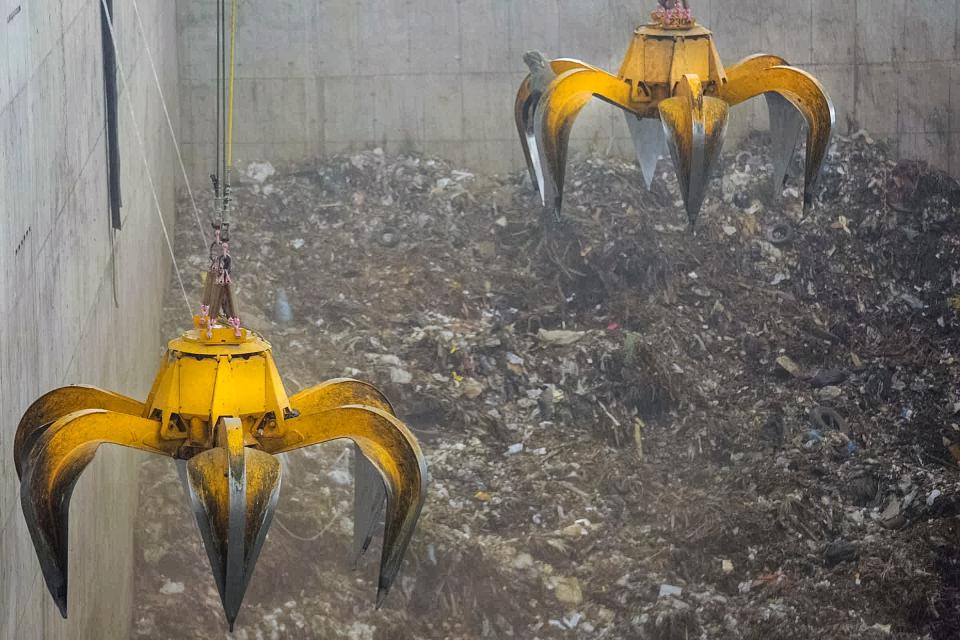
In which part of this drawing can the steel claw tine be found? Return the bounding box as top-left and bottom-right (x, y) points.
(765, 92), (805, 196)
(516, 76), (547, 199)
(353, 445), (386, 563)
(625, 114), (666, 190)
(659, 74), (729, 226)
(532, 66), (634, 219)
(286, 379), (395, 562)
(720, 56), (835, 208)
(514, 55), (596, 199)
(186, 418), (282, 631)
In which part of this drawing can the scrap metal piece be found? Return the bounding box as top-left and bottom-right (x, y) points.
(533, 67), (635, 217)
(261, 405), (427, 606)
(765, 92), (804, 195)
(14, 385), (144, 478)
(186, 417), (281, 631)
(625, 114), (666, 189)
(19, 409), (178, 617)
(658, 74), (728, 226)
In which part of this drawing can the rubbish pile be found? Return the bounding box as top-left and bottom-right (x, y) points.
(135, 132), (960, 639)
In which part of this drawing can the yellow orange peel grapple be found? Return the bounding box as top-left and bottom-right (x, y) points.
(515, 1), (836, 225)
(16, 0), (425, 629)
(15, 274), (427, 631)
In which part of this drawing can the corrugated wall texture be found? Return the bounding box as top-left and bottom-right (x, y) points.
(176, 0), (960, 179)
(0, 0), (179, 637)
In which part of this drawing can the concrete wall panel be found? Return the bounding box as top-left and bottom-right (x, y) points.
(0, 0), (180, 638)
(176, 0), (960, 182)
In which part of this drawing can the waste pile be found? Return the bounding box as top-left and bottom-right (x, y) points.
(135, 132), (960, 639)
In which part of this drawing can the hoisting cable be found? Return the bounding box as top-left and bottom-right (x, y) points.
(214, 0), (221, 202)
(98, 0), (192, 316)
(216, 0), (240, 232)
(226, 0), (239, 181)
(129, 0), (208, 248)
(220, 0), (228, 217)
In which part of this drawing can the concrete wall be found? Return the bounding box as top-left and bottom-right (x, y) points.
(176, 0), (960, 179)
(0, 0), (179, 638)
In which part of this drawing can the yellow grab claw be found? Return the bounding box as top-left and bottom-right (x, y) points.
(186, 418), (282, 631)
(19, 409), (179, 617)
(514, 20), (834, 224)
(15, 330), (428, 627)
(287, 379), (396, 561)
(516, 57), (599, 196)
(720, 56), (835, 207)
(532, 67), (634, 216)
(14, 385), (145, 478)
(262, 405), (428, 606)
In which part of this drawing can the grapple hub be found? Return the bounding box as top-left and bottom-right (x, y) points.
(146, 329), (291, 447)
(617, 24), (727, 113)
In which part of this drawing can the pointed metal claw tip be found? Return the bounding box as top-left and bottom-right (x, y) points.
(54, 593), (68, 619)
(552, 202), (563, 223)
(659, 74), (728, 225)
(765, 91), (804, 198)
(187, 418), (282, 629)
(625, 114), (666, 190)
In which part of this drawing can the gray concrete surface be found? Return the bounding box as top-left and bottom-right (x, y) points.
(176, 0), (960, 179)
(0, 0), (180, 637)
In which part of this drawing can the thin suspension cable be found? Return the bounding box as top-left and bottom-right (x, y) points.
(220, 0), (227, 199)
(215, 0), (221, 193)
(129, 0), (208, 249)
(98, 0), (192, 316)
(226, 0), (239, 172)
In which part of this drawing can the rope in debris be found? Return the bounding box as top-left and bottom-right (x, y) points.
(129, 0), (208, 249)
(98, 0), (192, 316)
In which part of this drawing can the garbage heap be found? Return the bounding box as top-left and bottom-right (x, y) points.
(136, 132), (960, 639)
